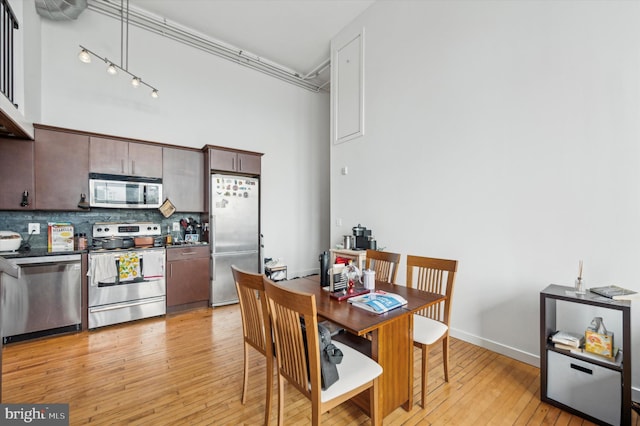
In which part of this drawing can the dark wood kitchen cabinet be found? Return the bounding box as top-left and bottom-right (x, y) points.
(166, 245), (210, 312)
(162, 147), (204, 212)
(0, 138), (34, 210)
(208, 146), (261, 175)
(203, 145), (262, 217)
(90, 136), (162, 178)
(34, 127), (89, 210)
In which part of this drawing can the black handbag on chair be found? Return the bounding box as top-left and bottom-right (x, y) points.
(301, 320), (343, 390)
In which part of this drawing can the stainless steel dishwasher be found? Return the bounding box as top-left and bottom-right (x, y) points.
(2, 254), (82, 343)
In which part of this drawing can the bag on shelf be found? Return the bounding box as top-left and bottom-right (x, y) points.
(585, 317), (614, 357)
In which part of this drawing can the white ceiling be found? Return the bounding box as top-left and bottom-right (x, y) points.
(128, 0), (375, 87)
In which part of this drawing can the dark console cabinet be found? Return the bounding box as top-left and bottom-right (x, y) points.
(540, 284), (631, 425)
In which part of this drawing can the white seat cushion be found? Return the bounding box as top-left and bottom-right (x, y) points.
(320, 340), (383, 403)
(413, 314), (448, 345)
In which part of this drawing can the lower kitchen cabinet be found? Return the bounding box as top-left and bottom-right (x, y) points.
(166, 245), (210, 312)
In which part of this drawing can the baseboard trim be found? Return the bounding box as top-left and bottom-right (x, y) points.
(451, 328), (539, 367)
(451, 328), (640, 402)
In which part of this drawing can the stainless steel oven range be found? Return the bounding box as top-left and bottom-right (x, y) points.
(88, 222), (165, 329)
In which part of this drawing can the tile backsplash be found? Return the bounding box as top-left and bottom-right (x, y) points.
(0, 209), (204, 250)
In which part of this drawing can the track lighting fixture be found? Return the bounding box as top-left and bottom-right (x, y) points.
(78, 45), (159, 98)
(77, 0), (159, 99)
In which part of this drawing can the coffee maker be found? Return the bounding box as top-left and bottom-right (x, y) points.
(352, 224), (376, 250)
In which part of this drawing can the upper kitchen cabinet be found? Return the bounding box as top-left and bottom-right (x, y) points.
(90, 136), (162, 178)
(0, 139), (34, 210)
(207, 146), (261, 175)
(163, 147), (204, 212)
(34, 127), (89, 211)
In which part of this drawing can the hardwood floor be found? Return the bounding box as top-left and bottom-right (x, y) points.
(2, 305), (637, 425)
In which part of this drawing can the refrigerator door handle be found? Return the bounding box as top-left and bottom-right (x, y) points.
(210, 215), (216, 255)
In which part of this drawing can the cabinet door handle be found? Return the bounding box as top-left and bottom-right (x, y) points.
(232, 157), (235, 170)
(170, 264), (173, 277)
(570, 363), (592, 375)
(121, 159), (125, 174)
(132, 160), (136, 175)
(239, 157), (242, 171)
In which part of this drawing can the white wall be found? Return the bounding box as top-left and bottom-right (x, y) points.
(331, 0), (640, 395)
(30, 5), (330, 277)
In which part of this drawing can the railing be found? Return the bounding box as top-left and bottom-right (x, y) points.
(0, 0), (18, 107)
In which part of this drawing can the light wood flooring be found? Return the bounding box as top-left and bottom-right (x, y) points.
(2, 305), (637, 425)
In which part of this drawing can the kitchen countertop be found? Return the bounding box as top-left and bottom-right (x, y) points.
(0, 248), (87, 259)
(0, 243), (209, 259)
(165, 242), (208, 249)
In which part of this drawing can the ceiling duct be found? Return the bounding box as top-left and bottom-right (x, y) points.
(35, 0), (88, 20)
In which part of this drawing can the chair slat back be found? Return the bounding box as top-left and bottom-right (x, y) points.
(263, 278), (322, 401)
(365, 250), (401, 283)
(232, 266), (271, 356)
(406, 255), (458, 325)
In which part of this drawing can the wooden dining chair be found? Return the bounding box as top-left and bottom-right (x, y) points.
(406, 255), (458, 408)
(263, 277), (382, 426)
(231, 265), (273, 426)
(365, 249), (401, 283)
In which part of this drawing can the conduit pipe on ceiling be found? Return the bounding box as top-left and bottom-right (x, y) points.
(302, 58), (330, 81)
(87, 0), (329, 92)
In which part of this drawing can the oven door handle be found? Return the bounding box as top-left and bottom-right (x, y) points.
(94, 276), (164, 287)
(89, 296), (165, 313)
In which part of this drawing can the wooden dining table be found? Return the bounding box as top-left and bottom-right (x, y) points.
(283, 275), (446, 418)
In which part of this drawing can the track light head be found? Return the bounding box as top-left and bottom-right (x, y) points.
(131, 77), (141, 87)
(106, 62), (118, 75)
(78, 48), (91, 63)
(151, 89), (159, 98)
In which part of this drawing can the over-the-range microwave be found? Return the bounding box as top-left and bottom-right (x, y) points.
(89, 173), (163, 209)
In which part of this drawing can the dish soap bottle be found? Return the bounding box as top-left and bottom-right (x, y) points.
(165, 225), (172, 245)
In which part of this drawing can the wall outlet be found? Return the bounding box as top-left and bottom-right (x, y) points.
(28, 223), (40, 235)
(172, 222), (180, 231)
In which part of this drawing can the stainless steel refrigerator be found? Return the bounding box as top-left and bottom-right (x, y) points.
(210, 174), (260, 306)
